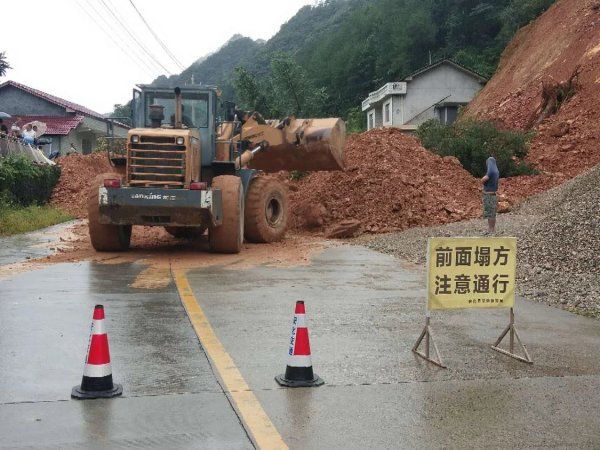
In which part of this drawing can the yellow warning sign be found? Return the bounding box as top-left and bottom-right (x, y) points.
(427, 237), (517, 310)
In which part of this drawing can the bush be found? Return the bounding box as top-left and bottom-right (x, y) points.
(0, 155), (61, 207)
(345, 106), (366, 134)
(416, 119), (537, 178)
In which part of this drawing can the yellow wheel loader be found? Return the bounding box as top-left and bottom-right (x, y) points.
(88, 84), (345, 254)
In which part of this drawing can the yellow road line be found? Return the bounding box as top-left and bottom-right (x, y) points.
(172, 268), (288, 450)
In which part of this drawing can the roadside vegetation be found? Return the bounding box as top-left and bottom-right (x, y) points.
(0, 155), (71, 236)
(416, 119), (537, 177)
(0, 204), (72, 236)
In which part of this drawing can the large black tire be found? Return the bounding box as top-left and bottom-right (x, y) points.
(88, 173), (132, 252)
(164, 226), (206, 239)
(244, 176), (288, 243)
(209, 175), (244, 254)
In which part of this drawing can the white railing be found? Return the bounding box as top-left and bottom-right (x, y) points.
(361, 82), (407, 111)
(0, 136), (55, 165)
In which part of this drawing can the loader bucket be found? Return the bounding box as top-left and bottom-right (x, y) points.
(249, 118), (346, 172)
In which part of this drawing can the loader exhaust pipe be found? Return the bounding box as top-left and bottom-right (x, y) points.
(174, 87), (182, 128)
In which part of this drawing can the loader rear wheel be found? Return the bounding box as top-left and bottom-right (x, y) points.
(209, 175), (244, 254)
(87, 173), (131, 252)
(164, 226), (206, 239)
(244, 176), (288, 243)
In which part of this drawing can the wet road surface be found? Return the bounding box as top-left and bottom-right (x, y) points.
(1, 243), (600, 448)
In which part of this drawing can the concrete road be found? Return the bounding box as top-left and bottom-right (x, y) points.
(1, 242), (599, 448)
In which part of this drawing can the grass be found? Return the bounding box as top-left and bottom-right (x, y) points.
(0, 204), (73, 236)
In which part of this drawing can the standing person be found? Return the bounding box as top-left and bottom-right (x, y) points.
(10, 120), (21, 138)
(481, 156), (499, 235)
(0, 118), (8, 137)
(0, 119), (8, 157)
(21, 123), (36, 145)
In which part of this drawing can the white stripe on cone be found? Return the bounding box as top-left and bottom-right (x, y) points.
(91, 319), (105, 335)
(83, 362), (113, 378)
(294, 314), (306, 328)
(287, 355), (313, 367)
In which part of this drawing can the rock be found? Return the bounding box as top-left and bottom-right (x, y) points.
(498, 201), (511, 213)
(548, 121), (570, 137)
(325, 220), (362, 239)
(303, 204), (327, 228)
(560, 143), (576, 152)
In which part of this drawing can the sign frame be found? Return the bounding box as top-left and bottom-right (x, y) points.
(412, 236), (532, 368)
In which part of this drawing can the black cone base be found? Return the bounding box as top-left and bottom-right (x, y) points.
(71, 383), (122, 399)
(275, 365), (324, 387)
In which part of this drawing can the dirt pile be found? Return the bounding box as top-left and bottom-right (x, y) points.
(50, 153), (113, 218)
(288, 128), (482, 235)
(466, 0), (600, 196)
(515, 164), (600, 313)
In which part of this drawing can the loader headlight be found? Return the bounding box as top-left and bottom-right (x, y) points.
(176, 137), (185, 145)
(130, 135), (139, 143)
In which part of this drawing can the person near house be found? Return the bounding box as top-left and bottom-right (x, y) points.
(68, 143), (78, 154)
(21, 124), (36, 145)
(32, 125), (39, 145)
(0, 119), (8, 157)
(481, 156), (499, 235)
(10, 120), (21, 138)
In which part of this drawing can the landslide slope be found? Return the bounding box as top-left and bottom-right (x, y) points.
(466, 0), (600, 197)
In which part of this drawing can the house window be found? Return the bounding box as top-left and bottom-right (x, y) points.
(383, 100), (391, 125)
(438, 106), (459, 125)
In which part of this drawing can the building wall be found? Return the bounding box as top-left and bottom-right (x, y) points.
(403, 65), (483, 126)
(0, 86), (66, 116)
(59, 117), (128, 155)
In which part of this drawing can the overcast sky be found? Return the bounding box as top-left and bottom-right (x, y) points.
(1, 0), (314, 114)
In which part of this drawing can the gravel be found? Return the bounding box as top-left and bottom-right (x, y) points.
(360, 165), (600, 318)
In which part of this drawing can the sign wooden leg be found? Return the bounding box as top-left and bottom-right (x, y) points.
(412, 315), (447, 368)
(491, 308), (533, 364)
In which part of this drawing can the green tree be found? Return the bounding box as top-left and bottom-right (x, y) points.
(0, 52), (11, 77)
(111, 102), (132, 121)
(270, 52), (329, 117)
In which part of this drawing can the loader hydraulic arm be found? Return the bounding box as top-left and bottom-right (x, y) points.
(235, 140), (269, 169)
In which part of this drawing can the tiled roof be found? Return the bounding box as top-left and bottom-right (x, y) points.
(3, 115), (84, 135)
(403, 59), (488, 83)
(0, 80), (106, 119)
(0, 80), (129, 128)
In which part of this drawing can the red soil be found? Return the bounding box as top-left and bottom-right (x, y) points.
(288, 128), (482, 234)
(467, 0), (600, 199)
(50, 152), (113, 218)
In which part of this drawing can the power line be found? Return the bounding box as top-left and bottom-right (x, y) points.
(96, 0), (173, 75)
(127, 0), (186, 71)
(82, 0), (159, 74)
(75, 0), (156, 78)
(83, 0), (159, 74)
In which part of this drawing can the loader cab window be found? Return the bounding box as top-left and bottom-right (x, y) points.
(144, 91), (209, 128)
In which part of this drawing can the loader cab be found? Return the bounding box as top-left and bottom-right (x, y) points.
(132, 84), (218, 166)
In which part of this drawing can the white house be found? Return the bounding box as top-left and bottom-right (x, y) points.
(361, 59), (487, 131)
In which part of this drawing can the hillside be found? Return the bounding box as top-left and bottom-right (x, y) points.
(467, 0), (600, 197)
(153, 0), (556, 118)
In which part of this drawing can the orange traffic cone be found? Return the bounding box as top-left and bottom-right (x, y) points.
(72, 305), (122, 399)
(275, 301), (324, 387)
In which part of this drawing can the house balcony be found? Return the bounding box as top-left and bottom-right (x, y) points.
(361, 82), (407, 111)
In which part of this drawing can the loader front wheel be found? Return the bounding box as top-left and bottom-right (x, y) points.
(88, 174), (131, 252)
(209, 175), (244, 254)
(244, 176), (288, 243)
